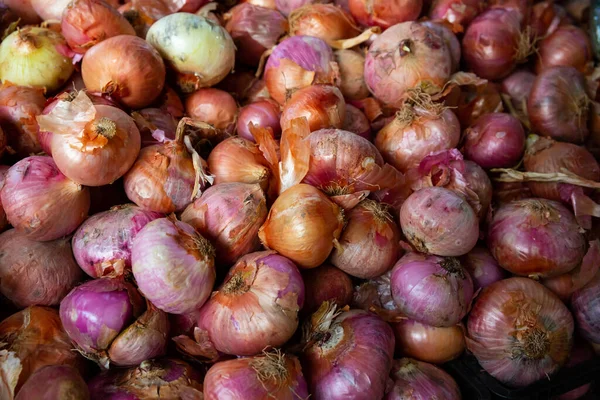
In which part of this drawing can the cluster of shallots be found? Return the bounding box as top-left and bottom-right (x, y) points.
(1, 0), (600, 399)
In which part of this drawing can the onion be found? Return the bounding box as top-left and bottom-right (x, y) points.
(385, 358), (461, 400)
(0, 156), (90, 241)
(243, 0), (278, 8)
(536, 25), (592, 74)
(119, 0), (172, 39)
(335, 49), (369, 100)
(571, 272), (600, 349)
(420, 21), (461, 73)
(146, 13), (235, 92)
(15, 365), (89, 400)
(184, 88), (237, 134)
(302, 264), (353, 314)
(0, 27), (73, 93)
(392, 320), (465, 364)
(428, 0), (481, 28)
(501, 69), (535, 122)
(352, 270), (400, 319)
(467, 277), (574, 387)
(132, 108), (178, 147)
(400, 187), (479, 256)
(204, 351), (308, 399)
(37, 92), (141, 187)
(530, 0), (562, 38)
(527, 66), (590, 144)
(289, 4), (360, 44)
(237, 99), (282, 141)
(302, 305), (395, 399)
(181, 183), (267, 267)
(555, 340), (595, 400)
(196, 251), (304, 356)
(157, 85), (185, 118)
(487, 0), (530, 22)
(264, 35), (339, 105)
(280, 85), (346, 132)
(224, 3), (288, 67)
(488, 198), (587, 278)
(31, 0), (71, 21)
(131, 218), (215, 315)
(71, 204), (162, 278)
(349, 0), (422, 29)
(342, 104), (371, 139)
(0, 306), (86, 398)
(461, 246), (506, 290)
(275, 0), (331, 16)
(0, 165), (8, 232)
(493, 180), (533, 205)
(2, 0), (40, 24)
(454, 82), (504, 128)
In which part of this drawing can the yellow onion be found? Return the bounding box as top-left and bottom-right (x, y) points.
(335, 49), (369, 100)
(259, 184), (345, 268)
(280, 85), (346, 132)
(0, 27), (73, 93)
(289, 4), (361, 44)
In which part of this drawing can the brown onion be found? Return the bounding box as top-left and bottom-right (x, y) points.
(185, 88), (238, 133)
(392, 319), (465, 364)
(0, 84), (45, 157)
(280, 85), (346, 132)
(536, 25), (592, 74)
(334, 49), (369, 100)
(302, 264), (353, 314)
(289, 4), (360, 43)
(349, 0), (422, 29)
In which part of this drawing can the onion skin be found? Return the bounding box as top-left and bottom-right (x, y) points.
(488, 198), (586, 278)
(280, 85), (346, 132)
(289, 4), (360, 42)
(349, 0), (422, 29)
(420, 21), (461, 73)
(0, 165), (8, 232)
(71, 204), (162, 278)
(501, 70), (535, 105)
(461, 246), (506, 291)
(342, 104), (371, 139)
(15, 365), (89, 400)
(0, 85), (45, 156)
(467, 277), (574, 387)
(302, 264), (353, 314)
(132, 218), (216, 315)
(31, 0), (72, 21)
(237, 99), (282, 141)
(197, 251), (304, 356)
(2, 0), (41, 24)
(527, 66), (589, 144)
(185, 88), (238, 133)
(428, 0), (481, 28)
(454, 82), (504, 128)
(392, 320), (465, 364)
(536, 25), (592, 74)
(204, 352), (309, 400)
(400, 187), (479, 256)
(243, 0), (278, 9)
(133, 108), (177, 147)
(275, 0), (331, 16)
(0, 156), (90, 242)
(463, 160), (493, 219)
(571, 273), (600, 347)
(335, 49), (369, 100)
(259, 184), (345, 268)
(385, 358), (461, 400)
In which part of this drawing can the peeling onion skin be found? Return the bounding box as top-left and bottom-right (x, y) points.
(487, 198), (587, 278)
(420, 20), (461, 73)
(467, 277), (574, 387)
(280, 85), (346, 132)
(392, 320), (466, 364)
(302, 264), (354, 314)
(571, 273), (600, 347)
(15, 365), (90, 400)
(463, 160), (493, 220)
(0, 229), (83, 309)
(385, 358), (461, 400)
(460, 246), (506, 291)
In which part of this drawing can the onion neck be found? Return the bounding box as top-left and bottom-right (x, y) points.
(440, 257), (466, 279)
(91, 117), (117, 139)
(15, 31), (39, 54)
(514, 328), (550, 360)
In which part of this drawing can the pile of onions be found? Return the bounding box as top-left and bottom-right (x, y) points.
(259, 184), (345, 268)
(280, 85), (346, 132)
(0, 165), (8, 232)
(289, 4), (360, 44)
(204, 351), (309, 399)
(392, 319), (466, 364)
(264, 35), (339, 105)
(302, 264), (354, 314)
(364, 21), (452, 107)
(131, 218), (216, 315)
(237, 99), (282, 141)
(181, 183), (268, 267)
(488, 198), (587, 278)
(386, 358), (461, 400)
(348, 0), (422, 29)
(15, 365), (89, 400)
(467, 278), (574, 387)
(0, 306), (85, 398)
(461, 246), (506, 290)
(335, 49), (369, 100)
(71, 204), (162, 278)
(196, 251), (304, 356)
(536, 25), (592, 73)
(146, 13), (235, 92)
(82, 35), (166, 109)
(0, 230), (83, 308)
(61, 0), (136, 54)
(0, 156), (90, 241)
(400, 187), (479, 256)
(428, 0), (481, 28)
(571, 273), (600, 350)
(390, 253), (474, 327)
(184, 88), (238, 134)
(343, 104), (371, 139)
(330, 200), (401, 279)
(302, 306), (395, 399)
(527, 66), (590, 144)
(0, 27), (74, 92)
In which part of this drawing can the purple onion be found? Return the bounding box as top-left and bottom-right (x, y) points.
(571, 273), (600, 348)
(132, 108), (177, 148)
(390, 252), (474, 327)
(72, 204), (162, 278)
(501, 70), (535, 106)
(236, 99), (281, 142)
(461, 246), (507, 290)
(275, 0), (332, 16)
(385, 358), (461, 400)
(342, 104), (371, 140)
(15, 365), (90, 400)
(131, 218), (216, 315)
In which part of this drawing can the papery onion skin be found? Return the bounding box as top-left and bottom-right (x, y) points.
(335, 49), (369, 100)
(15, 365), (89, 400)
(0, 165), (8, 232)
(467, 277), (574, 387)
(349, 0), (422, 29)
(342, 104), (371, 139)
(420, 21), (461, 72)
(204, 352), (309, 400)
(0, 156), (90, 242)
(488, 198), (586, 278)
(464, 160), (493, 219)
(133, 108), (177, 147)
(31, 0), (72, 21)
(237, 99), (282, 141)
(280, 85), (346, 132)
(400, 187), (479, 256)
(385, 358), (461, 400)
(428, 0), (481, 28)
(571, 273), (600, 347)
(259, 184), (345, 268)
(392, 320), (465, 364)
(302, 264), (353, 314)
(198, 251), (304, 356)
(132, 218), (215, 315)
(289, 3), (360, 42)
(185, 88), (238, 132)
(536, 25), (592, 74)
(461, 246), (506, 291)
(72, 204), (162, 278)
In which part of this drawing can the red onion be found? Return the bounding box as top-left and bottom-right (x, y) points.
(467, 277), (574, 387)
(342, 104), (371, 139)
(185, 88), (238, 135)
(0, 84), (45, 157)
(0, 156), (90, 242)
(275, 0), (331, 16)
(571, 272), (600, 348)
(302, 264), (353, 314)
(420, 21), (461, 72)
(302, 306), (395, 399)
(487, 0), (530, 22)
(463, 112), (525, 169)
(335, 49), (369, 100)
(488, 198), (587, 278)
(400, 187), (479, 256)
(71, 204), (162, 278)
(204, 351), (309, 399)
(501, 69), (535, 123)
(196, 251), (304, 356)
(280, 85), (346, 132)
(264, 35), (339, 105)
(461, 246), (506, 291)
(454, 82), (504, 128)
(530, 0), (562, 38)
(237, 99), (281, 141)
(131, 218), (215, 315)
(0, 165), (8, 232)
(385, 358), (461, 400)
(390, 252), (473, 327)
(132, 108), (178, 148)
(352, 269), (401, 317)
(349, 0), (422, 29)
(428, 0), (481, 28)
(527, 66), (590, 144)
(289, 4), (361, 45)
(392, 320), (466, 364)
(536, 25), (592, 74)
(181, 183), (267, 267)
(15, 365), (89, 400)
(364, 22), (452, 107)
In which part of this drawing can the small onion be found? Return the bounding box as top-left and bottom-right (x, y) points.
(392, 320), (465, 364)
(146, 13), (235, 92)
(400, 187), (479, 256)
(571, 273), (600, 348)
(348, 0), (422, 29)
(15, 365), (89, 400)
(280, 85), (346, 132)
(31, 0), (72, 21)
(335, 49), (369, 100)
(204, 351), (309, 399)
(289, 4), (360, 43)
(342, 104), (371, 139)
(71, 204), (162, 278)
(132, 218), (216, 315)
(185, 88), (238, 133)
(536, 25), (592, 74)
(302, 264), (353, 314)
(501, 69), (535, 120)
(385, 358), (461, 400)
(460, 246), (506, 290)
(197, 251), (304, 356)
(428, 0), (481, 27)
(237, 99), (282, 141)
(0, 156), (90, 241)
(467, 277), (574, 387)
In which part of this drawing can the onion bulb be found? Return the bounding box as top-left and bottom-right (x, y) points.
(571, 273), (600, 349)
(0, 165), (8, 232)
(348, 0), (423, 29)
(289, 4), (360, 43)
(392, 320), (466, 364)
(343, 104), (371, 139)
(386, 358), (461, 400)
(428, 0), (481, 28)
(280, 85), (346, 132)
(237, 99), (282, 141)
(302, 264), (353, 314)
(30, 0), (72, 21)
(335, 49), (369, 100)
(15, 365), (89, 400)
(184, 88), (238, 133)
(536, 25), (592, 74)
(461, 246), (506, 290)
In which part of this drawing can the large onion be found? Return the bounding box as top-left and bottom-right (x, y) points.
(392, 319), (465, 364)
(15, 365), (89, 400)
(348, 0), (422, 29)
(385, 358), (461, 400)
